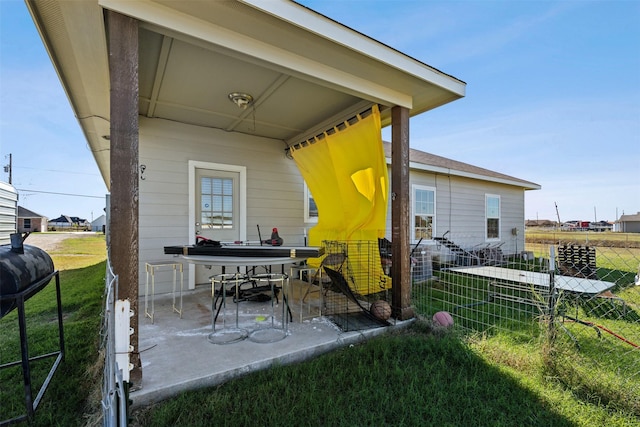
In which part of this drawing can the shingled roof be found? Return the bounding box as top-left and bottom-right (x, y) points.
(382, 142), (540, 190)
(17, 206), (46, 218)
(619, 212), (640, 222)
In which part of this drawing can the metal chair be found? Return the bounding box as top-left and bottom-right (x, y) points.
(208, 273), (249, 344)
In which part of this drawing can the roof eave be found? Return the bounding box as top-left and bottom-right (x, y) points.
(383, 158), (541, 190)
(245, 0), (466, 117)
(410, 161), (541, 190)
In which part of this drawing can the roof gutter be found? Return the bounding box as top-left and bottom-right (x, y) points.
(244, 0), (465, 96)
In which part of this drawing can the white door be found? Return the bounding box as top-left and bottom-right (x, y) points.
(189, 162), (246, 286)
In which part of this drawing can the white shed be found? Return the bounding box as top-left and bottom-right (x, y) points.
(0, 182), (18, 245)
(91, 214), (106, 233)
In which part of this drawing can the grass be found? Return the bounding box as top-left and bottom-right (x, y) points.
(525, 229), (640, 278)
(525, 230), (640, 248)
(3, 233), (639, 426)
(470, 331), (638, 426)
(0, 234), (106, 426)
(130, 322), (639, 427)
(44, 233), (108, 271)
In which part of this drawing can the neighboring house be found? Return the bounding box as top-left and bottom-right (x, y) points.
(48, 215), (90, 231)
(525, 219), (557, 228)
(618, 212), (640, 233)
(590, 220), (613, 232)
(91, 214), (106, 233)
(17, 206), (48, 233)
(0, 181), (17, 245)
(564, 219), (614, 232)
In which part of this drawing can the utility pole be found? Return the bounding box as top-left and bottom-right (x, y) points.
(554, 201), (561, 226)
(3, 153), (12, 184)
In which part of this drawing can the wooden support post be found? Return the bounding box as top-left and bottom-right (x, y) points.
(107, 11), (141, 385)
(391, 106), (414, 320)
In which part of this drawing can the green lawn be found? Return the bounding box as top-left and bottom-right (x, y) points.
(130, 323), (638, 427)
(2, 234), (638, 426)
(525, 230), (640, 247)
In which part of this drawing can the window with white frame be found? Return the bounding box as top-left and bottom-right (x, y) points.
(412, 185), (435, 242)
(304, 183), (318, 223)
(485, 194), (500, 240)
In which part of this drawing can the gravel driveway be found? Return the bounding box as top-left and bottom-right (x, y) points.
(22, 232), (99, 252)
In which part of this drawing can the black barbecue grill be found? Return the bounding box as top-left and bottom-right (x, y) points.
(0, 234), (64, 425)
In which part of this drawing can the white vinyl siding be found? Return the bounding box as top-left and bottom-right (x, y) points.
(384, 167), (526, 255)
(138, 118), (305, 292)
(0, 182), (17, 245)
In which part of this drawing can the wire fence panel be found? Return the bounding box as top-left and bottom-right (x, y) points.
(321, 240), (393, 332)
(413, 231), (640, 413)
(535, 234), (640, 411)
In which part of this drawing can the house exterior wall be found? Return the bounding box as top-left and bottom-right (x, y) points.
(48, 221), (72, 230)
(48, 221), (90, 230)
(138, 118), (306, 293)
(18, 217), (47, 233)
(385, 168), (526, 256)
(139, 117), (531, 293)
(620, 221), (640, 233)
(91, 214), (106, 232)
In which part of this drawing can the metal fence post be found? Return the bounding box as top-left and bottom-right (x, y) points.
(547, 245), (557, 342)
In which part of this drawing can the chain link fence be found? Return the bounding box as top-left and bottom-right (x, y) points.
(412, 231), (640, 413)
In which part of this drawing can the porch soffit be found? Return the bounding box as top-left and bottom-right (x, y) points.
(29, 0), (466, 188)
(102, 0), (465, 118)
(105, 0), (415, 106)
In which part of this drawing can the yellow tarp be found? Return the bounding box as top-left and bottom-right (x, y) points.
(290, 105), (390, 294)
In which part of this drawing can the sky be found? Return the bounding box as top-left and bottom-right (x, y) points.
(0, 0), (107, 222)
(1, 0), (639, 224)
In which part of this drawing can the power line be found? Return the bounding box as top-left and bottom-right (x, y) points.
(16, 188), (105, 199)
(13, 166), (100, 176)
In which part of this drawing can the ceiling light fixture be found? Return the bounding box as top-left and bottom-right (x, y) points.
(228, 92), (254, 110)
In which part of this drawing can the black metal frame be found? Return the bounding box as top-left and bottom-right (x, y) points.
(0, 270), (64, 426)
(164, 244), (324, 258)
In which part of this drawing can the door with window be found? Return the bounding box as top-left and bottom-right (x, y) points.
(194, 167), (241, 284)
(196, 169), (240, 242)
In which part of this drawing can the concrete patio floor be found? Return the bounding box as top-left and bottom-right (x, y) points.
(132, 279), (403, 408)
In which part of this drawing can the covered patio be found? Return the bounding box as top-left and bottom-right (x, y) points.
(25, 0), (465, 415)
(132, 275), (408, 408)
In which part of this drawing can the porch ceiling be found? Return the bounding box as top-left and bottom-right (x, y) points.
(138, 26), (361, 143)
(26, 0), (466, 189)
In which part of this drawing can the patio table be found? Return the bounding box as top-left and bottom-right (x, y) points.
(179, 253), (309, 344)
